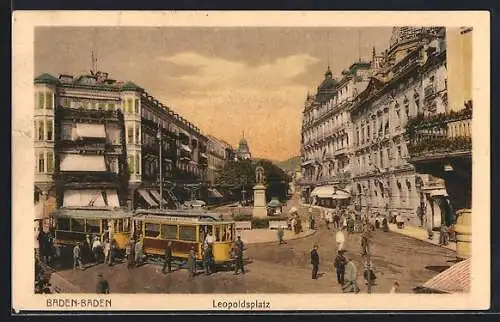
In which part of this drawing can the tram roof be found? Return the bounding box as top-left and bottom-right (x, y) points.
(133, 208), (234, 223)
(51, 207), (131, 219)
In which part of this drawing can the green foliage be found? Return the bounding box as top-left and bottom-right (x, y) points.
(251, 217), (269, 229)
(405, 108), (472, 134)
(408, 136), (472, 155)
(233, 214), (252, 221)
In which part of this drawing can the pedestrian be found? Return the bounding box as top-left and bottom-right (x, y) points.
(234, 236), (245, 275)
(204, 230), (215, 250)
(382, 217), (389, 232)
(162, 241), (173, 274)
(37, 230), (48, 264)
(126, 239), (135, 269)
(335, 228), (345, 252)
(103, 238), (110, 265)
(439, 224), (449, 245)
(96, 273), (110, 294)
(45, 231), (55, 266)
(204, 244), (213, 275)
(342, 216), (348, 230)
(334, 250), (347, 285)
(308, 213), (314, 230)
(187, 246), (197, 278)
(73, 242), (84, 270)
(310, 244), (319, 280)
(343, 258), (359, 293)
(83, 234), (93, 263)
(360, 231), (370, 256)
(108, 238), (117, 266)
(277, 226), (286, 244)
(135, 239), (143, 267)
(92, 236), (103, 264)
(363, 258), (376, 286)
(291, 217), (297, 234)
(389, 281), (400, 293)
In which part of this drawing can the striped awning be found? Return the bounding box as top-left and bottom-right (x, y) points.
(208, 188), (223, 198)
(421, 258), (471, 293)
(60, 154), (106, 172)
(75, 123), (106, 139)
(149, 190), (169, 206)
(63, 189), (120, 208)
(138, 189), (159, 207)
(310, 185), (335, 198)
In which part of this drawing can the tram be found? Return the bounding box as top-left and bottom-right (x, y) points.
(51, 207), (132, 250)
(132, 208), (236, 267)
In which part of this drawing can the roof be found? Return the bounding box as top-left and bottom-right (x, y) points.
(120, 81), (143, 92)
(51, 207), (131, 219)
(419, 258), (471, 293)
(34, 73), (61, 85)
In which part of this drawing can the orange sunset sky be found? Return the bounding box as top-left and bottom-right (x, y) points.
(35, 27), (393, 161)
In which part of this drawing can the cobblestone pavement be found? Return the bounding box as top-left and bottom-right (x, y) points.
(55, 204), (456, 294)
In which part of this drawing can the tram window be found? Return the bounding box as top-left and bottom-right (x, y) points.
(57, 218), (70, 231)
(71, 218), (85, 232)
(179, 226), (196, 242)
(220, 225), (226, 241)
(115, 220), (123, 232)
(86, 219), (100, 234)
(215, 225), (221, 242)
(123, 219), (130, 232)
(145, 223), (161, 238)
(162, 225), (178, 239)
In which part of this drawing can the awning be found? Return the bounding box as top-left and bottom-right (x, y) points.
(331, 189), (351, 200)
(149, 190), (169, 206)
(138, 189), (159, 207)
(60, 154), (106, 172)
(181, 144), (192, 153)
(200, 153), (208, 158)
(428, 189), (448, 197)
(63, 189), (120, 208)
(75, 123), (106, 139)
(310, 185), (336, 198)
(419, 258), (471, 293)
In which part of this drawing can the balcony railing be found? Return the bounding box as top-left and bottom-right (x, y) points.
(406, 107), (472, 158)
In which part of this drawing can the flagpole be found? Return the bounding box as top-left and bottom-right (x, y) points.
(157, 124), (163, 210)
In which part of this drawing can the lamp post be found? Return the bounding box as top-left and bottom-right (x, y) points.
(157, 124), (163, 210)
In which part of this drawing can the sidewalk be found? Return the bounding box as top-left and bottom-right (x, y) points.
(240, 228), (316, 244)
(388, 224), (456, 251)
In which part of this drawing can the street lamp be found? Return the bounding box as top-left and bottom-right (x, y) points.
(157, 124), (163, 210)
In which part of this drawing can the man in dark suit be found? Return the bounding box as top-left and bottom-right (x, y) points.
(310, 244), (320, 279)
(162, 241), (173, 274)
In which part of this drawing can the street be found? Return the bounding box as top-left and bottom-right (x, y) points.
(54, 201), (456, 294)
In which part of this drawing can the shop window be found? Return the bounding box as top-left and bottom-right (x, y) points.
(179, 226), (196, 241)
(144, 223), (161, 238)
(57, 218), (70, 231)
(71, 218), (85, 232)
(162, 224), (178, 239)
(86, 219), (100, 234)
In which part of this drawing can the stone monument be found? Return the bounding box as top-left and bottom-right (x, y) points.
(252, 166), (267, 218)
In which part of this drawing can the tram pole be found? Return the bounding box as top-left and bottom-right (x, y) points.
(157, 124), (163, 210)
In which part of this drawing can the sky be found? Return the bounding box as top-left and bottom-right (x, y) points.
(35, 27), (393, 161)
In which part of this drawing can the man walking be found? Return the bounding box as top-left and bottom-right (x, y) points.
(162, 241), (173, 274)
(187, 246), (197, 278)
(96, 273), (110, 294)
(204, 244), (213, 275)
(343, 257), (359, 293)
(277, 226), (286, 244)
(234, 236), (245, 275)
(334, 250), (347, 285)
(134, 239), (143, 267)
(73, 242), (84, 270)
(439, 224), (449, 246)
(310, 244), (320, 280)
(126, 238), (135, 269)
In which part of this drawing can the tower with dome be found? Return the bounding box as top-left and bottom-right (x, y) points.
(236, 132), (252, 161)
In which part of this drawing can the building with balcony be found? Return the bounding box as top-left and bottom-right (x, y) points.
(34, 70), (215, 217)
(350, 27), (449, 226)
(299, 63), (371, 206)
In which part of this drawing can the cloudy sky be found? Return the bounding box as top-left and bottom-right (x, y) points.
(35, 27), (393, 161)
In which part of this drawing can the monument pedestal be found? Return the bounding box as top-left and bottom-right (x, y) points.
(252, 184), (267, 218)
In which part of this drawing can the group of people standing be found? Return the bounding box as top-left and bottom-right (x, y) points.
(72, 234), (119, 270)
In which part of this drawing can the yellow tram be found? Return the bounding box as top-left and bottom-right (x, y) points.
(51, 207), (132, 250)
(132, 208), (236, 266)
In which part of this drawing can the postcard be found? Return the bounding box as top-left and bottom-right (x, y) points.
(12, 10), (490, 312)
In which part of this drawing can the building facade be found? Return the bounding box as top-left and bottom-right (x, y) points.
(206, 135), (233, 186)
(300, 27), (457, 227)
(34, 70), (219, 215)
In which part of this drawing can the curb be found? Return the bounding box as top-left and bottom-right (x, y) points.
(388, 226), (457, 252)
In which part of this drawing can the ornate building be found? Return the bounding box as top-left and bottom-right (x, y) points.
(34, 70), (217, 217)
(206, 135), (233, 186)
(236, 133), (252, 160)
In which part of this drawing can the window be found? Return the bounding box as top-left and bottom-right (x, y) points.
(380, 150), (384, 168)
(98, 102), (106, 110)
(135, 125), (140, 144)
(127, 126), (134, 144)
(127, 99), (133, 114)
(46, 120), (53, 141)
(397, 146), (402, 159)
(145, 223), (161, 238)
(128, 156), (135, 175)
(108, 103), (115, 111)
(37, 92), (44, 109)
(45, 92), (53, 109)
(135, 154), (140, 175)
(134, 99), (139, 114)
(37, 152), (45, 173)
(86, 219), (100, 234)
(179, 225), (196, 241)
(47, 152), (54, 173)
(37, 120), (44, 141)
(71, 218), (85, 232)
(56, 218), (70, 231)
(162, 225), (178, 239)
